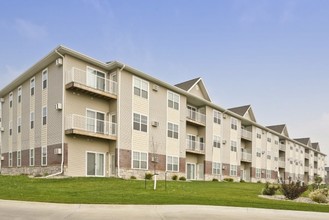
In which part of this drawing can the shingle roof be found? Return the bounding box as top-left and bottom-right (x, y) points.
(294, 138), (310, 145)
(266, 124), (286, 134)
(228, 105), (251, 116)
(312, 143), (320, 151)
(174, 77), (201, 91)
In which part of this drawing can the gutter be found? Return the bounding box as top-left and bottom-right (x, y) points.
(46, 49), (65, 178)
(116, 64), (125, 178)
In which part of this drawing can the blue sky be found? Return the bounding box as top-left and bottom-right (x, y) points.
(0, 0), (328, 161)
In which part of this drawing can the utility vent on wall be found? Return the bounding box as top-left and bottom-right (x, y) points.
(54, 148), (62, 155)
(152, 85), (159, 91)
(55, 58), (63, 66)
(151, 121), (159, 127)
(55, 103), (62, 110)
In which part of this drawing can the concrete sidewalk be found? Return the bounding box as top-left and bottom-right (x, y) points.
(0, 200), (328, 220)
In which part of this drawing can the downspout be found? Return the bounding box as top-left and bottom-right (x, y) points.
(47, 49), (65, 177)
(0, 100), (2, 173)
(116, 64), (125, 178)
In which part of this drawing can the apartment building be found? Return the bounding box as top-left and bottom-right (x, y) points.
(0, 45), (326, 183)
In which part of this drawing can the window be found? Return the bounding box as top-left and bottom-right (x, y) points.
(134, 77), (148, 99)
(168, 91), (179, 110)
(213, 110), (221, 124)
(17, 117), (21, 133)
(9, 121), (12, 136)
(267, 151), (271, 160)
(230, 141), (237, 152)
(274, 140), (279, 145)
(230, 165), (237, 176)
(257, 133), (261, 139)
(132, 151), (147, 169)
(17, 150), (21, 167)
(30, 78), (35, 96)
(274, 157), (278, 161)
(9, 92), (13, 108)
(87, 110), (105, 134)
(256, 168), (261, 178)
(87, 67), (106, 91)
(267, 137), (271, 142)
(266, 170), (271, 179)
(167, 156), (179, 172)
(42, 69), (48, 89)
(8, 152), (13, 167)
(212, 162), (221, 175)
(29, 148), (35, 166)
(213, 135), (221, 148)
(231, 118), (238, 130)
(87, 152), (105, 176)
(18, 86), (22, 103)
(167, 122), (178, 139)
(133, 113), (148, 132)
(42, 106), (47, 125)
(30, 112), (35, 129)
(41, 146), (47, 166)
(256, 148), (261, 157)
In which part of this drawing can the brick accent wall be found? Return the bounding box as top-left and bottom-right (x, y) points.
(204, 160), (212, 175)
(148, 153), (166, 172)
(119, 149), (131, 169)
(251, 167), (256, 178)
(179, 157), (186, 173)
(222, 163), (230, 176)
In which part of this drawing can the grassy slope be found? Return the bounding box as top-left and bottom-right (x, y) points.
(0, 175), (328, 213)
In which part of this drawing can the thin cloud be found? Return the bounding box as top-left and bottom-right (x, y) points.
(14, 19), (47, 40)
(0, 65), (24, 89)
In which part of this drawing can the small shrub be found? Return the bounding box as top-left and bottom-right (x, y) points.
(145, 173), (153, 180)
(179, 176), (186, 181)
(257, 180), (262, 184)
(34, 174), (42, 178)
(130, 176), (136, 180)
(172, 175), (178, 181)
(212, 178), (218, 182)
(261, 182), (279, 196)
(240, 179), (245, 183)
(280, 181), (308, 200)
(309, 189), (328, 203)
(223, 178), (233, 182)
(43, 172), (49, 176)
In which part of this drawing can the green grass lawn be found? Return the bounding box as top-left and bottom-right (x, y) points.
(0, 175), (328, 213)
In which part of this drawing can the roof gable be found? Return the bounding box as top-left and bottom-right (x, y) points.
(294, 138), (311, 147)
(266, 124), (289, 137)
(175, 77), (211, 101)
(228, 105), (256, 122)
(312, 143), (320, 151)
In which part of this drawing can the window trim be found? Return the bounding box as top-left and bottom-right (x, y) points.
(212, 162), (221, 175)
(29, 148), (35, 166)
(42, 68), (48, 89)
(230, 141), (237, 152)
(167, 91), (180, 110)
(213, 110), (221, 125)
(8, 152), (13, 167)
(30, 112), (35, 129)
(166, 155), (179, 172)
(42, 106), (47, 125)
(41, 146), (47, 166)
(17, 86), (22, 104)
(133, 112), (148, 133)
(167, 122), (179, 139)
(9, 92), (13, 108)
(17, 116), (21, 134)
(132, 151), (148, 170)
(230, 165), (237, 176)
(213, 135), (221, 148)
(231, 118), (238, 130)
(17, 150), (21, 167)
(133, 76), (149, 99)
(30, 77), (35, 96)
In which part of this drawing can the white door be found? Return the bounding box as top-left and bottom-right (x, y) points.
(87, 152), (105, 177)
(187, 163), (196, 180)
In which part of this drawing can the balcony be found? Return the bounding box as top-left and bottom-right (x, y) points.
(305, 153), (309, 159)
(304, 166), (309, 172)
(66, 67), (117, 99)
(241, 152), (252, 162)
(186, 109), (206, 126)
(65, 114), (117, 140)
(241, 129), (252, 141)
(186, 139), (205, 154)
(279, 144), (286, 151)
(279, 157), (285, 168)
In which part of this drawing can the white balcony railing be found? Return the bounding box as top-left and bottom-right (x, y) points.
(65, 114), (117, 136)
(241, 152), (252, 162)
(241, 129), (252, 140)
(66, 67), (117, 95)
(279, 144), (286, 151)
(186, 109), (206, 125)
(186, 139), (205, 153)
